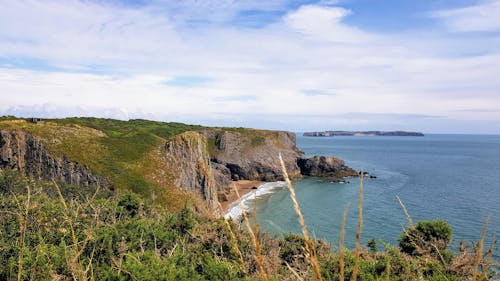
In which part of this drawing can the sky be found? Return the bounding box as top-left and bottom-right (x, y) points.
(1, 0), (499, 133)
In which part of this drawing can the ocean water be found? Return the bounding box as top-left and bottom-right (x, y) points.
(255, 134), (500, 260)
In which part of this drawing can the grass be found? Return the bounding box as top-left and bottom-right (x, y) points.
(0, 117), (204, 210)
(339, 208), (348, 281)
(272, 157), (497, 280)
(279, 153), (322, 281)
(232, 184), (269, 281)
(472, 216), (490, 281)
(352, 172), (363, 281)
(1, 116), (498, 280)
(203, 127), (293, 158)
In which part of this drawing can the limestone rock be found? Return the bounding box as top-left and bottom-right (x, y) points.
(297, 156), (358, 181)
(0, 130), (110, 188)
(211, 162), (231, 194)
(164, 131), (218, 208)
(204, 130), (302, 181)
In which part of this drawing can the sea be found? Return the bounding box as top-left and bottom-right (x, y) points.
(252, 134), (500, 261)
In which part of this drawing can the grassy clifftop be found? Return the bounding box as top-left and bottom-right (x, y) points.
(0, 117), (298, 210)
(0, 117), (205, 210)
(0, 117), (496, 280)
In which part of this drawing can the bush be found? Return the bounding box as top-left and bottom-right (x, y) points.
(118, 191), (142, 217)
(399, 220), (452, 257)
(173, 202), (194, 235)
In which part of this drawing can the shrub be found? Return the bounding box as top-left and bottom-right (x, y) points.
(175, 202), (195, 235)
(118, 191), (142, 217)
(399, 220), (452, 257)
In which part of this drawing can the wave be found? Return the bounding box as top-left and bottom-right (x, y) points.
(224, 181), (287, 220)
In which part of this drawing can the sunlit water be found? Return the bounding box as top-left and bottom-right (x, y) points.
(255, 134), (500, 260)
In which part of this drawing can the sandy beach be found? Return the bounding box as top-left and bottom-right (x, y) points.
(220, 180), (264, 212)
(222, 180), (287, 219)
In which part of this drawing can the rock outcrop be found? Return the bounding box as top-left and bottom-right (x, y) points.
(297, 156), (357, 182)
(164, 131), (218, 208)
(1, 125), (358, 210)
(204, 130), (302, 182)
(0, 130), (110, 188)
(164, 129), (306, 205)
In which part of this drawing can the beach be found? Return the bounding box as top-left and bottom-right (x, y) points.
(223, 180), (287, 219)
(220, 180), (264, 211)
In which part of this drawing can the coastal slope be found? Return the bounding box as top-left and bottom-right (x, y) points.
(0, 117), (357, 212)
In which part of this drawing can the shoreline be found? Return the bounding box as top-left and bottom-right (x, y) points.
(223, 180), (286, 220)
(220, 180), (264, 212)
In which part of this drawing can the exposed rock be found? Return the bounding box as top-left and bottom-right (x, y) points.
(204, 130), (302, 182)
(211, 162), (232, 194)
(297, 156), (358, 182)
(1, 125), (359, 209)
(0, 130), (110, 188)
(164, 131), (218, 208)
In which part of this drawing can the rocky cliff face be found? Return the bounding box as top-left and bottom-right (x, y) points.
(1, 125), (357, 210)
(164, 131), (218, 208)
(0, 130), (110, 188)
(297, 156), (358, 181)
(204, 130), (302, 182)
(164, 129), (306, 206)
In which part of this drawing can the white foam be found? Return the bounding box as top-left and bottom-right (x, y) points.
(224, 181), (286, 220)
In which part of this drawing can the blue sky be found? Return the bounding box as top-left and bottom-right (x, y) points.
(0, 0), (499, 133)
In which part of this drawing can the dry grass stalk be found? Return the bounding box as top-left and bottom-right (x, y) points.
(16, 185), (31, 281)
(472, 216), (489, 281)
(232, 184), (269, 281)
(52, 180), (91, 280)
(398, 199), (449, 269)
(396, 196), (413, 228)
(339, 207), (348, 281)
(351, 172), (364, 281)
(285, 261), (305, 281)
(279, 154), (323, 281)
(217, 202), (245, 265)
(385, 259), (391, 281)
(480, 236), (496, 280)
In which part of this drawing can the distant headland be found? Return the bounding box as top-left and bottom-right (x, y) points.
(303, 130), (424, 137)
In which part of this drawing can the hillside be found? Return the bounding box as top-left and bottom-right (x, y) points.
(0, 118), (332, 211)
(0, 117), (496, 280)
(0, 117), (358, 212)
(0, 167), (494, 280)
(0, 117), (208, 211)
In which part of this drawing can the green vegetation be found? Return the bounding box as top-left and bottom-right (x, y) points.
(0, 117), (280, 206)
(0, 117), (205, 210)
(0, 115), (18, 121)
(399, 220), (453, 260)
(0, 171), (254, 280)
(0, 117), (497, 280)
(0, 171), (496, 280)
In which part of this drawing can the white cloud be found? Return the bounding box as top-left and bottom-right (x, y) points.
(0, 1), (499, 133)
(283, 5), (374, 43)
(431, 0), (500, 32)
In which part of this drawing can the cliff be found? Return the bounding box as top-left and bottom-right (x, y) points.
(0, 118), (358, 212)
(203, 129), (302, 181)
(0, 130), (110, 188)
(164, 131), (218, 208)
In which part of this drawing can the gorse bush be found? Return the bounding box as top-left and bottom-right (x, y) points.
(0, 172), (254, 280)
(0, 171), (496, 280)
(399, 220), (453, 259)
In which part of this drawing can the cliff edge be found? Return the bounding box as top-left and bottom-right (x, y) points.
(0, 118), (358, 212)
(0, 130), (110, 189)
(164, 131), (218, 208)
